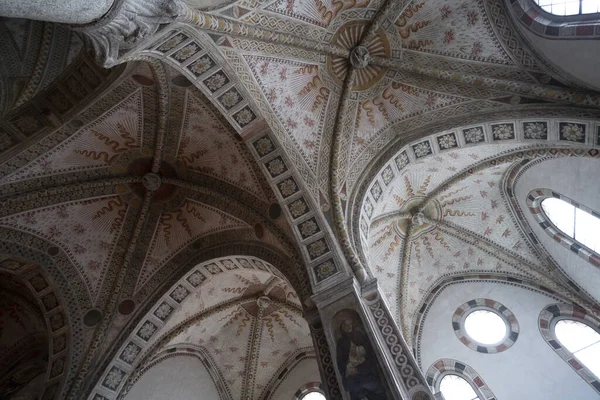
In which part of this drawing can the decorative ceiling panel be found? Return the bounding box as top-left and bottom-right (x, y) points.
(177, 91), (267, 200)
(392, 0), (513, 64)
(1, 90), (143, 183)
(136, 199), (250, 292)
(244, 55), (332, 175)
(0, 195), (128, 301)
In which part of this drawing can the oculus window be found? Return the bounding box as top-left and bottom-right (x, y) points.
(301, 391), (326, 400)
(534, 0), (600, 16)
(541, 197), (600, 253)
(439, 374), (480, 400)
(555, 319), (600, 378)
(464, 310), (507, 345)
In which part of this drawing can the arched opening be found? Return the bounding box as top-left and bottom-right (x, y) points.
(439, 374), (480, 400)
(533, 0), (600, 15)
(555, 319), (600, 378)
(541, 197), (600, 254)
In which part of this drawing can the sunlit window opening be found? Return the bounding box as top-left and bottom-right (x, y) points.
(440, 374), (480, 400)
(534, 0), (600, 15)
(302, 391), (326, 400)
(555, 319), (600, 379)
(464, 310), (507, 345)
(541, 197), (600, 253)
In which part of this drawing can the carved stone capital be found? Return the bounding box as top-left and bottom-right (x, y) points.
(74, 0), (183, 67)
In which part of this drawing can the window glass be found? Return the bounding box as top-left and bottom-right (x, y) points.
(534, 0), (600, 15)
(302, 391), (326, 400)
(541, 197), (600, 252)
(440, 374), (480, 400)
(555, 319), (600, 378)
(464, 310), (507, 345)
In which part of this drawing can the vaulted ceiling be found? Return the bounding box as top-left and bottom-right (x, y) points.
(1, 0), (600, 398)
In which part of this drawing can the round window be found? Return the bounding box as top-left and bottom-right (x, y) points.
(464, 309), (507, 345)
(301, 390), (326, 400)
(452, 298), (519, 353)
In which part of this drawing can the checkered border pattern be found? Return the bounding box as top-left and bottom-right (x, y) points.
(425, 359), (496, 400)
(539, 303), (600, 393)
(452, 299), (519, 353)
(510, 0), (600, 39)
(293, 382), (324, 399)
(526, 189), (600, 268)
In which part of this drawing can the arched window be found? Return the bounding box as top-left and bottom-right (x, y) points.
(527, 189), (600, 269)
(300, 391), (326, 400)
(533, 0), (600, 16)
(555, 319), (600, 378)
(439, 374), (480, 400)
(541, 197), (600, 253)
(539, 303), (600, 394)
(426, 359), (496, 400)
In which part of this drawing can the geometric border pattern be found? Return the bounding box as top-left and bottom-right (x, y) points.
(452, 298), (519, 354)
(425, 358), (497, 400)
(539, 303), (600, 394)
(526, 188), (600, 268)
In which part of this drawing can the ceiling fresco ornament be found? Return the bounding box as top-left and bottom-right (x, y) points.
(354, 124), (600, 339)
(89, 258), (319, 400)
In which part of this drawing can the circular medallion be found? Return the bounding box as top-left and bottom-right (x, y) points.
(84, 309), (102, 327)
(327, 21), (390, 91)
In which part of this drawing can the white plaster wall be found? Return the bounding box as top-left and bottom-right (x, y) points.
(419, 281), (597, 399)
(517, 25), (600, 90)
(124, 355), (219, 400)
(515, 156), (600, 302)
(269, 358), (322, 399)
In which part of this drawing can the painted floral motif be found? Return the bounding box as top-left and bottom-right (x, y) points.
(137, 321), (157, 341)
(222, 260), (238, 270)
(560, 123), (585, 142)
(394, 151), (409, 171)
(188, 55), (215, 77)
(523, 122), (547, 139)
(238, 258), (253, 269)
(437, 133), (457, 149)
(119, 342), (141, 364)
(50, 314), (64, 331)
(463, 127), (485, 144)
(314, 260), (337, 282)
(266, 157), (287, 177)
(492, 124), (514, 140)
(173, 43), (200, 62)
(50, 358), (64, 377)
(370, 182), (383, 201)
(204, 72), (229, 92)
(381, 165), (394, 185)
(299, 218), (319, 239)
(42, 293), (58, 311)
(12, 115), (42, 135)
(170, 285), (189, 303)
(288, 198), (309, 219)
(103, 367), (125, 390)
(307, 239), (328, 259)
(253, 136), (275, 157)
(277, 178), (298, 198)
(54, 335), (66, 352)
(157, 34), (187, 53)
(233, 107), (256, 127)
(364, 198), (374, 218)
(412, 141), (432, 158)
(154, 302), (173, 321)
(360, 218), (369, 235)
(219, 89), (242, 110)
(187, 270), (206, 287)
(205, 263), (222, 274)
(29, 275), (48, 292)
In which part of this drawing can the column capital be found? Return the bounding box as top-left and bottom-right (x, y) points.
(74, 0), (182, 67)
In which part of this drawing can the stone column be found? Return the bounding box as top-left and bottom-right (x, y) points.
(0, 0), (115, 23)
(312, 277), (434, 400)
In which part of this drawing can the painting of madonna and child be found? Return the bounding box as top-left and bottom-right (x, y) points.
(333, 309), (390, 400)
